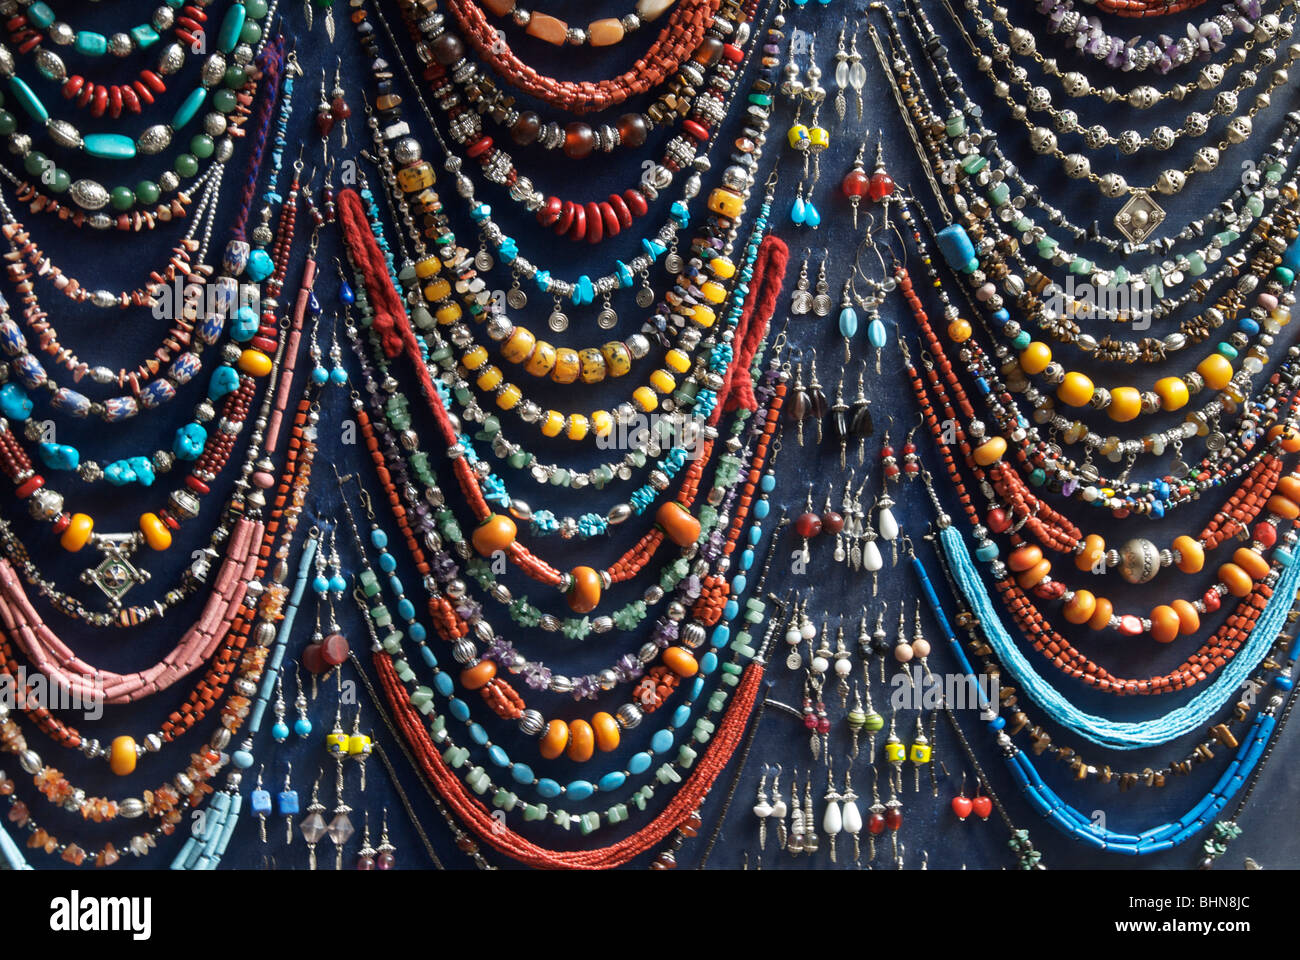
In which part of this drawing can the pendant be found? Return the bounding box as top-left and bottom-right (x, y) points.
(597, 307), (618, 329)
(475, 249), (494, 271)
(664, 251), (684, 274)
(1113, 191), (1166, 244)
(506, 286), (527, 310)
(548, 309), (569, 332)
(635, 286), (655, 309)
(791, 289), (812, 315)
(80, 535), (150, 609)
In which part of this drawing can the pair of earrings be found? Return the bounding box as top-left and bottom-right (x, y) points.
(841, 140), (898, 228)
(250, 763), (302, 846)
(752, 764), (788, 852)
(782, 36), (829, 227)
(782, 594), (817, 671)
(270, 663), (313, 743)
(821, 760), (863, 864)
(315, 60), (349, 159)
(309, 311), (349, 387)
(832, 21), (866, 121)
(790, 253), (832, 317)
(302, 526), (350, 684)
(786, 352), (827, 447)
(879, 418), (925, 489)
(786, 768), (819, 857)
(355, 809), (397, 870)
(829, 366), (874, 466)
(806, 616), (853, 707)
(846, 678), (884, 759)
(298, 768), (348, 871)
(951, 773), (993, 822)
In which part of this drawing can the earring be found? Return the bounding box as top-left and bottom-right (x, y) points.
(848, 478), (866, 571)
(293, 663), (312, 738)
(770, 765), (788, 850)
(331, 60), (349, 147)
(893, 608), (914, 682)
(878, 491), (900, 565)
(862, 497), (883, 594)
(833, 473), (852, 563)
(377, 808), (396, 869)
(837, 277), (858, 363)
(802, 770), (819, 856)
(783, 597), (804, 671)
(842, 768), (863, 864)
(841, 141), (868, 227)
(788, 357), (810, 446)
(356, 811), (376, 870)
(278, 763), (299, 846)
(807, 351), (827, 444)
(869, 136), (896, 205)
(271, 673), (290, 743)
(822, 758), (842, 864)
(833, 619), (852, 707)
(910, 716), (931, 792)
(866, 766), (884, 860)
(316, 69), (333, 165)
(328, 317), (348, 385)
(952, 772), (973, 821)
(802, 39), (827, 230)
(788, 768), (805, 855)
(328, 754), (355, 870)
(251, 765), (270, 844)
(829, 371), (853, 468)
(884, 716), (906, 796)
(348, 706), (374, 792)
(850, 364), (874, 464)
(790, 255), (812, 315)
(753, 766), (772, 851)
(871, 603), (890, 683)
(881, 426), (900, 489)
(795, 488), (821, 566)
(972, 780), (993, 822)
(832, 22), (849, 120)
(299, 773), (327, 870)
(902, 417), (922, 481)
(849, 26), (866, 119)
(309, 314), (329, 386)
(811, 256), (832, 317)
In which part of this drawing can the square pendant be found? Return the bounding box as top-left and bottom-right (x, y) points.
(81, 537), (150, 607)
(1113, 191), (1166, 244)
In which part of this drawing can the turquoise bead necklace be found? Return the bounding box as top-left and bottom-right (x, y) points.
(14, 0), (211, 62)
(0, 0), (274, 215)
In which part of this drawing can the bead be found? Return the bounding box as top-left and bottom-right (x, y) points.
(1063, 589), (1096, 625)
(460, 660), (498, 690)
(524, 341), (557, 377)
(1171, 598), (1200, 635)
(1153, 376), (1189, 411)
(566, 719), (595, 762)
(663, 646), (699, 677)
(1107, 386), (1142, 422)
(109, 736), (136, 776)
(656, 501), (701, 547)
(1087, 597), (1113, 631)
(707, 187), (743, 218)
(540, 720), (569, 760)
(567, 566), (602, 613)
(1007, 545), (1043, 572)
(972, 437), (1007, 466)
(237, 349), (272, 377)
(1150, 605), (1180, 644)
(616, 113), (648, 149)
(948, 317), (972, 342)
(1018, 342), (1052, 374)
(60, 513), (93, 552)
(1268, 424), (1300, 454)
(1172, 535), (1204, 573)
(1014, 558), (1051, 589)
(551, 348), (580, 385)
(1057, 371), (1095, 407)
(592, 712), (620, 752)
(471, 514), (517, 556)
(1233, 546), (1269, 581)
(1196, 352), (1233, 391)
(1217, 562), (1253, 598)
(562, 122), (595, 159)
(139, 512), (171, 551)
(1075, 534), (1106, 573)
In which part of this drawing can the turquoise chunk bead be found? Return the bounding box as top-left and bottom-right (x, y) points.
(9, 77), (47, 123)
(172, 423), (206, 460)
(74, 31), (107, 56)
(172, 87), (209, 130)
(207, 365), (239, 400)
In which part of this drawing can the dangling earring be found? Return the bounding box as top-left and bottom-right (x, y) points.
(802, 37), (827, 229)
(790, 254), (812, 315)
(842, 768), (863, 864)
(841, 140), (868, 227)
(833, 473), (852, 563)
(788, 768), (805, 855)
(871, 603), (890, 684)
(309, 314), (329, 386)
(770, 765), (788, 850)
(830, 371), (851, 467)
(328, 756), (355, 871)
(848, 680), (866, 758)
(271, 673), (290, 743)
(811, 255), (832, 317)
(972, 780), (993, 822)
(802, 770), (819, 855)
(807, 351), (827, 444)
(331, 61), (350, 147)
(849, 26), (865, 120)
(347, 705), (373, 792)
(885, 715), (906, 797)
(329, 316), (349, 386)
(832, 21), (849, 121)
(251, 765), (270, 844)
(862, 497), (883, 594)
(278, 763), (299, 845)
(910, 716), (931, 792)
(300, 773), (327, 870)
(833, 619), (852, 707)
(356, 811), (376, 870)
(902, 416), (922, 481)
(952, 772), (972, 821)
(822, 758), (842, 864)
(376, 809), (396, 869)
(788, 357), (810, 446)
(850, 364), (874, 464)
(878, 490), (900, 565)
(837, 276), (858, 363)
(293, 663), (313, 738)
(316, 70), (334, 166)
(783, 597), (804, 671)
(893, 608), (914, 686)
(881, 425), (900, 488)
(753, 766), (772, 851)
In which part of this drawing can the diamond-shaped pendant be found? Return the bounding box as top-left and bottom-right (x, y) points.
(80, 535), (149, 608)
(1113, 191), (1166, 244)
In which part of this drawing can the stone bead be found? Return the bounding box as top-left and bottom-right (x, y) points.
(526, 12), (568, 45)
(1154, 376), (1189, 411)
(471, 513), (517, 556)
(663, 646), (699, 677)
(566, 719), (595, 762)
(1057, 371), (1095, 407)
(60, 513), (93, 552)
(1087, 597), (1113, 631)
(139, 512), (171, 551)
(1019, 341), (1052, 374)
(431, 33), (464, 66)
(1149, 605), (1180, 644)
(1172, 535), (1204, 573)
(591, 712), (621, 752)
(655, 501), (701, 547)
(972, 437), (1007, 466)
(1196, 352), (1233, 391)
(540, 720), (569, 760)
(1218, 562), (1253, 598)
(1063, 589), (1096, 625)
(567, 566), (602, 613)
(460, 659), (498, 690)
(109, 736), (136, 776)
(588, 18), (625, 46)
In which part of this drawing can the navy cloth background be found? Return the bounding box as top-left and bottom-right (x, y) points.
(7, 0), (1299, 870)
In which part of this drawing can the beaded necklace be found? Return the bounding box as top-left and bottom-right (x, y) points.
(477, 0), (678, 48)
(439, 0), (723, 113)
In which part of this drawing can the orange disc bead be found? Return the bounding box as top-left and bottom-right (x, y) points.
(1008, 544), (1044, 572)
(540, 720), (569, 759)
(471, 513), (517, 556)
(566, 719), (595, 762)
(1233, 546), (1269, 581)
(663, 645), (699, 678)
(1218, 562), (1253, 598)
(1277, 474), (1300, 504)
(592, 711), (621, 752)
(460, 660), (498, 690)
(1088, 597), (1114, 631)
(1267, 495), (1300, 520)
(1268, 424), (1300, 453)
(1075, 534), (1106, 573)
(1063, 590), (1096, 625)
(1015, 558), (1052, 589)
(1149, 605), (1180, 644)
(1171, 598), (1200, 635)
(1172, 535), (1204, 573)
(567, 566), (602, 613)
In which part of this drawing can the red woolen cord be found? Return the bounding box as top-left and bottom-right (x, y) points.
(724, 235), (787, 414)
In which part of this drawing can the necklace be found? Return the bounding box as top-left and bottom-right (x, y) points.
(438, 0), (725, 113)
(477, 0), (677, 47)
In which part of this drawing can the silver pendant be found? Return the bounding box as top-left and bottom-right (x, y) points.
(506, 287), (527, 310)
(475, 249), (494, 271)
(1205, 431), (1226, 452)
(635, 287), (655, 309)
(791, 291), (812, 315)
(1113, 191), (1166, 244)
(597, 307), (618, 329)
(1169, 457), (1190, 479)
(548, 309), (569, 332)
(664, 251), (684, 274)
(813, 294), (832, 317)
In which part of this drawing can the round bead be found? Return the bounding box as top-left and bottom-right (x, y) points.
(1075, 534), (1106, 573)
(1063, 589), (1096, 624)
(60, 512), (93, 551)
(460, 659), (497, 690)
(1196, 352), (1234, 391)
(1218, 562), (1253, 598)
(1018, 341), (1052, 374)
(567, 566), (602, 613)
(1087, 596), (1114, 631)
(566, 719), (595, 762)
(1107, 386), (1142, 422)
(1154, 376), (1189, 411)
(139, 512), (171, 551)
(591, 712), (621, 752)
(471, 514), (517, 556)
(1057, 371), (1095, 407)
(1150, 605), (1180, 644)
(539, 719), (569, 759)
(109, 735), (137, 776)
(1172, 535), (1204, 573)
(1233, 546), (1269, 581)
(1171, 598), (1200, 635)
